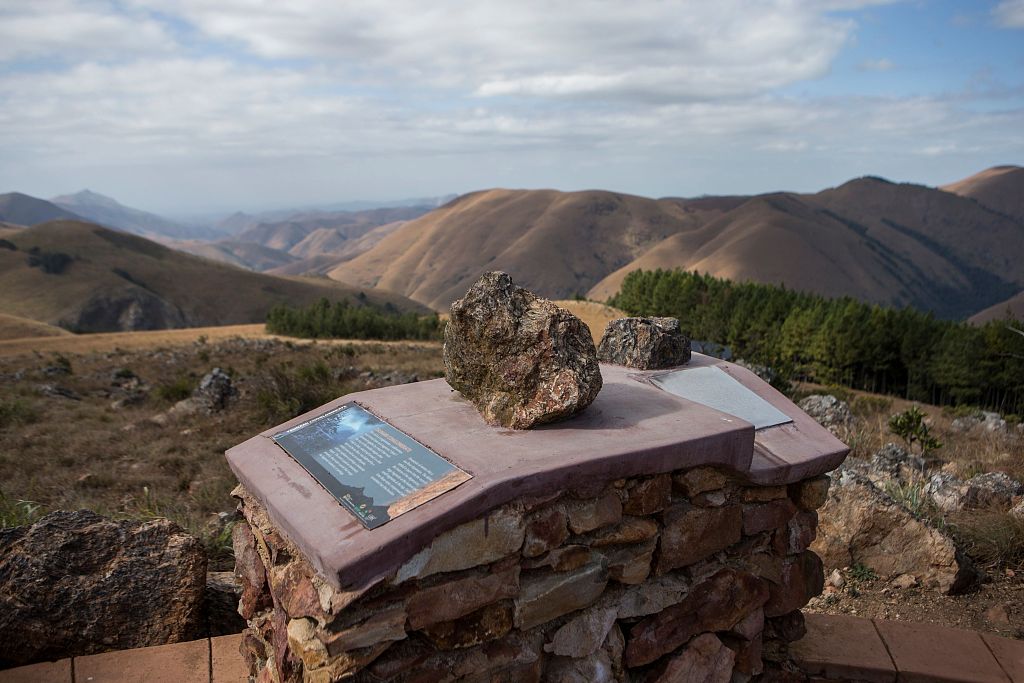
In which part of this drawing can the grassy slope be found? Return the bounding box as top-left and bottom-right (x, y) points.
(0, 220), (428, 332)
(0, 313), (74, 341)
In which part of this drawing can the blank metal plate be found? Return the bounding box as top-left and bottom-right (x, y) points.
(650, 366), (793, 430)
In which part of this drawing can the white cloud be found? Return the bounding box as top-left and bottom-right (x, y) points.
(0, 1), (175, 62)
(993, 0), (1024, 28)
(126, 0), (857, 102)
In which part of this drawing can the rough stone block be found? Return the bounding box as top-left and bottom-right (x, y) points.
(625, 568), (769, 668)
(321, 605), (407, 656)
(522, 545), (594, 572)
(764, 551), (823, 618)
(742, 499), (797, 536)
(602, 538), (657, 585)
(657, 504), (742, 574)
(567, 491), (622, 534)
(589, 516), (659, 547)
(790, 476), (830, 511)
(742, 486), (788, 503)
(523, 506), (569, 558)
(614, 573), (691, 619)
(596, 316), (691, 370)
(419, 600), (514, 650)
(674, 467), (728, 497)
(648, 633), (736, 683)
(622, 474), (672, 515)
(544, 605), (618, 657)
(395, 506), (526, 582)
(515, 562), (609, 630)
(407, 564), (520, 629)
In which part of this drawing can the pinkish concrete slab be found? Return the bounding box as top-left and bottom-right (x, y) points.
(983, 634), (1024, 683)
(226, 356), (847, 591)
(0, 659), (71, 683)
(74, 639), (209, 683)
(875, 619), (1010, 683)
(791, 613), (896, 683)
(211, 634), (248, 683)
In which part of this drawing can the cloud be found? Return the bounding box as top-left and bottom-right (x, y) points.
(0, 1), (175, 62)
(126, 0), (857, 102)
(858, 58), (895, 71)
(993, 0), (1024, 27)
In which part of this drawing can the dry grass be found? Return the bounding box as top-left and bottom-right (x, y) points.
(0, 312), (74, 341)
(0, 330), (443, 568)
(553, 300), (627, 343)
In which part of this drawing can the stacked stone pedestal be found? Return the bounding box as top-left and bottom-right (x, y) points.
(233, 466), (829, 683)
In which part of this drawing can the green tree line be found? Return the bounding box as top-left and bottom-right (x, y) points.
(266, 298), (444, 341)
(609, 269), (1024, 415)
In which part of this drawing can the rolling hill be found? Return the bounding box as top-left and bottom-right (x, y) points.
(327, 189), (735, 310)
(969, 291), (1024, 325)
(941, 165), (1024, 222)
(327, 174), (1024, 319)
(589, 177), (1024, 319)
(0, 312), (74, 340)
(0, 193), (82, 226)
(0, 220), (428, 332)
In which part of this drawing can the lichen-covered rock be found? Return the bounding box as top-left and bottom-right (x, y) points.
(0, 510), (207, 667)
(812, 472), (978, 594)
(194, 367), (236, 412)
(866, 442), (924, 485)
(596, 317), (690, 369)
(797, 394), (853, 433)
(443, 271), (602, 429)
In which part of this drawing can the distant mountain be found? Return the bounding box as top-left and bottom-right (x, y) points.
(169, 239), (300, 272)
(50, 190), (223, 240)
(0, 220), (428, 332)
(941, 165), (1024, 222)
(328, 171), (1024, 319)
(0, 193), (82, 226)
(328, 189), (733, 310)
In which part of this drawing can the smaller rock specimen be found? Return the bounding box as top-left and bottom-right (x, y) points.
(444, 271), (602, 429)
(596, 317), (690, 370)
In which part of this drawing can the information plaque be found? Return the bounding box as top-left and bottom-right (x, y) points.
(272, 402), (471, 529)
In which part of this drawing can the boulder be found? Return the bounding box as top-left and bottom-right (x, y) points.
(194, 367), (236, 412)
(866, 442), (925, 485)
(812, 473), (977, 594)
(443, 271), (602, 429)
(926, 471), (1023, 512)
(0, 510), (207, 667)
(797, 395), (853, 434)
(596, 317), (690, 370)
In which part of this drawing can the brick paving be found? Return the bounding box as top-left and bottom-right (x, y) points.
(2, 616), (1023, 682)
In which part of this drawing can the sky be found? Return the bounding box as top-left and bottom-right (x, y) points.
(0, 0), (1022, 215)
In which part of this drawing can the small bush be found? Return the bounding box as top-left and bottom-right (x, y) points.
(254, 361), (352, 423)
(52, 353), (73, 375)
(888, 406), (941, 454)
(0, 493), (43, 528)
(0, 399), (38, 429)
(156, 376), (195, 403)
(951, 511), (1024, 569)
(882, 480), (929, 518)
(848, 563), (878, 582)
(851, 395), (893, 416)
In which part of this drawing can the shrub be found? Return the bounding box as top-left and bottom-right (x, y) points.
(254, 361), (352, 423)
(26, 248), (73, 274)
(888, 406), (941, 454)
(0, 399), (38, 429)
(0, 493), (43, 528)
(951, 511), (1024, 569)
(156, 376), (195, 403)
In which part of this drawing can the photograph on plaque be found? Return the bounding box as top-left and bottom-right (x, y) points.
(272, 402), (470, 529)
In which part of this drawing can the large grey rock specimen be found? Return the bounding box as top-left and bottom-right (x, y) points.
(596, 317), (690, 369)
(444, 272), (602, 429)
(194, 367), (236, 412)
(811, 472), (977, 595)
(0, 510), (207, 667)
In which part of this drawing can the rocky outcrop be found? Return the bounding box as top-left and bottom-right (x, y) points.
(811, 472), (977, 595)
(596, 317), (690, 370)
(443, 271), (602, 429)
(194, 367), (236, 412)
(797, 395), (853, 434)
(0, 510), (207, 667)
